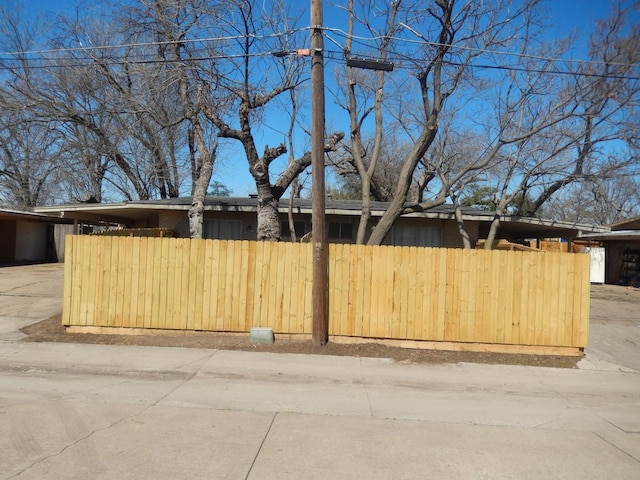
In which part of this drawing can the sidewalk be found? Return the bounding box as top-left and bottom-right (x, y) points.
(1, 264), (639, 479)
(2, 340), (639, 479)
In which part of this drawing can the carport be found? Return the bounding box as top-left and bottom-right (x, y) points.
(0, 209), (73, 264)
(580, 216), (640, 286)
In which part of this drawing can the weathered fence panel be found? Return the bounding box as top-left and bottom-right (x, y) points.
(63, 235), (590, 350)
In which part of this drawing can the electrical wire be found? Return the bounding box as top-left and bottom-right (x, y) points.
(1, 26), (638, 81)
(3, 22), (638, 71)
(2, 47), (639, 82)
(323, 26), (640, 70)
(1, 27), (309, 58)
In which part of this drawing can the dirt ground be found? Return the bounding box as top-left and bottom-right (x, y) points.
(20, 315), (580, 368)
(19, 284), (640, 369)
(588, 283), (640, 326)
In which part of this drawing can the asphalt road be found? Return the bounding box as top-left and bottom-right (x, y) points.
(1, 264), (639, 479)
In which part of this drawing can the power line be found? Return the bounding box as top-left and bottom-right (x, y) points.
(1, 27), (638, 81)
(0, 52), (272, 69)
(323, 51), (640, 81)
(323, 26), (640, 70)
(2, 46), (639, 82)
(1, 27), (309, 57)
(2, 23), (638, 72)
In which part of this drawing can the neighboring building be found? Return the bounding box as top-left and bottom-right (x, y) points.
(0, 208), (73, 264)
(580, 217), (640, 286)
(34, 196), (608, 249)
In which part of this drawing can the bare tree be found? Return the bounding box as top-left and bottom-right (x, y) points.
(0, 1), (224, 237)
(0, 112), (60, 208)
(524, 4), (640, 216)
(198, 0), (342, 241)
(0, 8), (159, 201)
(444, 2), (640, 246)
(335, 0), (401, 243)
(121, 0), (222, 238)
(329, 130), (414, 203)
(546, 171), (640, 226)
(336, 0), (542, 245)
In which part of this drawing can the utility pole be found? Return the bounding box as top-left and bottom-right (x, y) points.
(310, 0), (328, 345)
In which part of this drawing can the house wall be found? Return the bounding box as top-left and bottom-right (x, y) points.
(157, 209), (479, 247)
(131, 217), (159, 229)
(0, 220), (17, 262)
(158, 210), (258, 239)
(54, 224), (76, 262)
(158, 210), (189, 236)
(391, 218), (479, 248)
(605, 241), (640, 286)
(15, 221), (47, 262)
(442, 220), (479, 247)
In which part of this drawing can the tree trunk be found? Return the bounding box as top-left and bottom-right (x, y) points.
(188, 149), (213, 239)
(287, 178), (300, 242)
(256, 193), (281, 241)
(188, 199), (204, 239)
(483, 213), (502, 249)
(453, 202), (472, 249)
(356, 196), (371, 244)
(367, 127), (438, 245)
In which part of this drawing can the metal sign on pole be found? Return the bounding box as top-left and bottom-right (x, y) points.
(310, 0), (328, 345)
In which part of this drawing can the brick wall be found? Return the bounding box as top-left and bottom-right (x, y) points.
(159, 211), (189, 237)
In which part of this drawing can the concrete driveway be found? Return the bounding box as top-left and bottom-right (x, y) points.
(584, 284), (640, 372)
(0, 263), (64, 342)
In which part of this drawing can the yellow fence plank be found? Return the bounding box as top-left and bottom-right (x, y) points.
(157, 238), (170, 329)
(204, 241), (216, 329)
(201, 240), (214, 330)
(358, 245), (371, 337)
(61, 235), (74, 326)
(236, 241), (249, 331)
(106, 236), (118, 328)
(302, 243), (313, 333)
(292, 243), (306, 334)
(130, 237), (142, 328)
(216, 240), (228, 330)
(384, 246), (396, 338)
(564, 254), (576, 346)
(70, 235), (83, 326)
(179, 238), (191, 329)
(142, 237), (154, 328)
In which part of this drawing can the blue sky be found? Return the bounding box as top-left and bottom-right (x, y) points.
(10, 0), (635, 197)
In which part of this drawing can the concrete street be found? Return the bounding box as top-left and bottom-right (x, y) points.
(1, 264), (639, 479)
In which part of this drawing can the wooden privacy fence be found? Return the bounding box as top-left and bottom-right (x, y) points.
(63, 235), (591, 354)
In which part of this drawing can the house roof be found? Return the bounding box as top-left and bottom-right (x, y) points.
(579, 216), (640, 241)
(580, 230), (640, 242)
(0, 207), (73, 224)
(608, 216), (640, 231)
(34, 196), (609, 237)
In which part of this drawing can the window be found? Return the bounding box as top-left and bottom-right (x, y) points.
(281, 221), (308, 238)
(329, 221), (353, 240)
(393, 225), (441, 247)
(203, 219), (242, 240)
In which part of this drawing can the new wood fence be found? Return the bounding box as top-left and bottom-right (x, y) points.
(63, 235), (591, 353)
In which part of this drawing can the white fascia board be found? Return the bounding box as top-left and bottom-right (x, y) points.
(501, 215), (609, 233)
(35, 202), (128, 216)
